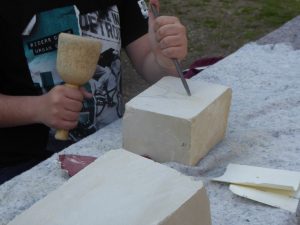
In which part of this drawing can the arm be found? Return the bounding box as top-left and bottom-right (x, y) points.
(125, 1), (187, 84)
(0, 93), (41, 127)
(0, 86), (91, 130)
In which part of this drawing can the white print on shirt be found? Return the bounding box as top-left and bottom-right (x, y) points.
(80, 7), (121, 51)
(138, 0), (149, 19)
(70, 6), (123, 141)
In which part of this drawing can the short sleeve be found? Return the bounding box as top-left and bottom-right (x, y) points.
(118, 0), (148, 48)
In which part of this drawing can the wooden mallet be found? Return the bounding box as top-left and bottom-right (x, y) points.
(55, 33), (102, 140)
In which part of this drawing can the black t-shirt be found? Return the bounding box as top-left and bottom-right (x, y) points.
(0, 0), (148, 166)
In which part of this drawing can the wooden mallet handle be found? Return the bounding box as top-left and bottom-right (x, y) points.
(54, 83), (79, 141)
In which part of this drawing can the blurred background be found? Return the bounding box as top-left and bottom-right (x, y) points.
(122, 0), (300, 102)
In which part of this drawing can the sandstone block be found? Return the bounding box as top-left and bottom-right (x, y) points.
(123, 76), (232, 165)
(8, 149), (211, 225)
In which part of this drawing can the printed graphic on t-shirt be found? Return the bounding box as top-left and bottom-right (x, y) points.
(23, 6), (81, 93)
(22, 5), (123, 143)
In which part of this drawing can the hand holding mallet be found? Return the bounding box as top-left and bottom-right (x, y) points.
(55, 33), (102, 140)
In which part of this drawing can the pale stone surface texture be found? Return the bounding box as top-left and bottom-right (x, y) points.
(123, 76), (232, 165)
(7, 149), (211, 225)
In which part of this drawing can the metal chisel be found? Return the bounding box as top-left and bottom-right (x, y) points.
(150, 4), (191, 96)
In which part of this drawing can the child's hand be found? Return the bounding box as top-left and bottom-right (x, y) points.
(148, 0), (187, 72)
(37, 85), (92, 130)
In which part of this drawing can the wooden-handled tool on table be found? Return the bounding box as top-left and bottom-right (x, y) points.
(55, 33), (102, 140)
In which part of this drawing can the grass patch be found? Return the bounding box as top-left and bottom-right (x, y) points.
(203, 18), (219, 29)
(158, 0), (300, 58)
(258, 0), (300, 26)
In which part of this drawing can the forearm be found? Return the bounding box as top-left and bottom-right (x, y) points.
(139, 51), (177, 84)
(126, 34), (178, 84)
(0, 94), (41, 127)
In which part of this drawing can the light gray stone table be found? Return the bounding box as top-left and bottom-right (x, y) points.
(1, 16), (300, 225)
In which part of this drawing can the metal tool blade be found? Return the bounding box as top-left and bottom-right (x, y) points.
(150, 4), (191, 96)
